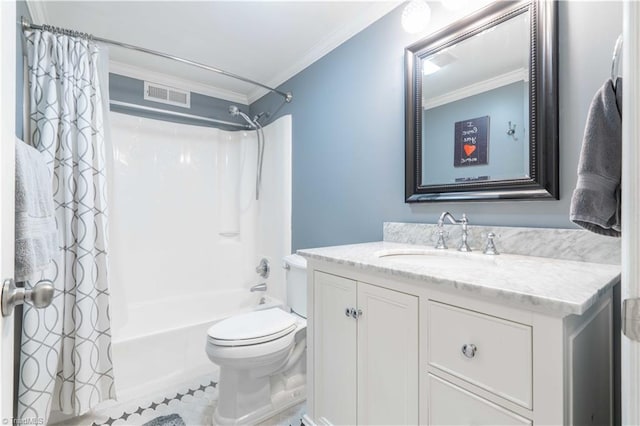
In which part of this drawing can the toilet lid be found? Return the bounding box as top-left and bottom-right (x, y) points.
(207, 308), (297, 346)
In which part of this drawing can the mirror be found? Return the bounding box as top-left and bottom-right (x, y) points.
(405, 0), (558, 202)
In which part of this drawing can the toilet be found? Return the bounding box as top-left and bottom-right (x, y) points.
(206, 254), (307, 425)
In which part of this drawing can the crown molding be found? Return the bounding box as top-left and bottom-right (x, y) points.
(109, 61), (249, 105)
(423, 68), (529, 110)
(247, 1), (400, 104)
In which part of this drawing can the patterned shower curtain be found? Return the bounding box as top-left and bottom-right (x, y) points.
(18, 28), (115, 423)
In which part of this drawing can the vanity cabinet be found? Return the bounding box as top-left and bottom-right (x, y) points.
(312, 271), (419, 425)
(304, 257), (616, 426)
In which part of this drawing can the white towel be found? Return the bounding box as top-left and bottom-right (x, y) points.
(15, 138), (58, 282)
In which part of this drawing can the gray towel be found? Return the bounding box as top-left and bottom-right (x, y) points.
(15, 138), (58, 281)
(570, 78), (622, 237)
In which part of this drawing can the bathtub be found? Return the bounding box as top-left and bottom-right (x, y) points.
(111, 289), (282, 401)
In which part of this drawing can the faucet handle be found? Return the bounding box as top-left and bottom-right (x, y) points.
(433, 227), (448, 250)
(255, 258), (270, 278)
(483, 232), (499, 255)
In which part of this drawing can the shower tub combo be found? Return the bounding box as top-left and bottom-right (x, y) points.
(105, 112), (292, 403)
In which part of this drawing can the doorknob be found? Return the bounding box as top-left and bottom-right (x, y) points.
(1, 278), (54, 317)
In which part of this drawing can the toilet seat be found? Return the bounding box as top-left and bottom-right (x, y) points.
(207, 308), (297, 347)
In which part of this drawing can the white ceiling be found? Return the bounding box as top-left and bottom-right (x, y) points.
(423, 10), (530, 102)
(27, 1), (401, 104)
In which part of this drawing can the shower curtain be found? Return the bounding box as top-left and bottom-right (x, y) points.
(18, 29), (115, 423)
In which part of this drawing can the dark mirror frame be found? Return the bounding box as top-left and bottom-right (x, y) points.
(405, 0), (558, 202)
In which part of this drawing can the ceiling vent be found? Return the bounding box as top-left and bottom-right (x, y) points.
(143, 81), (191, 108)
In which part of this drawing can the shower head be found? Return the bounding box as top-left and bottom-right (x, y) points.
(228, 105), (266, 200)
(228, 105), (256, 129)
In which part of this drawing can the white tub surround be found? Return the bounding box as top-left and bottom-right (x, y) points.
(108, 113), (292, 314)
(100, 113), (292, 407)
(300, 224), (620, 426)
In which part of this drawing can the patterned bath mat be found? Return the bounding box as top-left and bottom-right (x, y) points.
(143, 413), (186, 426)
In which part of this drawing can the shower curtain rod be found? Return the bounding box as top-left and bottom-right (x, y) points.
(21, 17), (293, 104)
(110, 100), (250, 129)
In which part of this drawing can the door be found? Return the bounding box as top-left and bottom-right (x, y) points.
(622, 2), (640, 424)
(356, 282), (418, 425)
(313, 271), (357, 425)
(0, 0), (17, 423)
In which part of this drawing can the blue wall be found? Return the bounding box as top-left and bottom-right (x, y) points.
(423, 82), (527, 184)
(250, 2), (623, 251)
(109, 74), (251, 129)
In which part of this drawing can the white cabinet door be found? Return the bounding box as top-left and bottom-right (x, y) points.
(357, 282), (418, 425)
(313, 271), (357, 425)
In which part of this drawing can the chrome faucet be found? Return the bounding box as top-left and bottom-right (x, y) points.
(250, 283), (267, 292)
(436, 212), (471, 252)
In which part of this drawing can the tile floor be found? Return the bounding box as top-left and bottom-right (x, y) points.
(56, 371), (306, 426)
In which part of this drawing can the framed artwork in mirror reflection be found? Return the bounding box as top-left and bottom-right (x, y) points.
(454, 116), (489, 168)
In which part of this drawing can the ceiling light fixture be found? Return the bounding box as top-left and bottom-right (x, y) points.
(401, 0), (431, 34)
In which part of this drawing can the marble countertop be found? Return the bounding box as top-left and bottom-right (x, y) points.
(298, 241), (621, 316)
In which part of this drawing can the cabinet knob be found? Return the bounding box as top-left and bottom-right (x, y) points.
(461, 343), (477, 358)
(344, 307), (362, 319)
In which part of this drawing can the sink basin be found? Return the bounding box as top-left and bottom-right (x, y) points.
(374, 248), (497, 267)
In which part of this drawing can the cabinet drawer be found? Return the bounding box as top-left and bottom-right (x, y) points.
(428, 301), (532, 408)
(428, 374), (532, 426)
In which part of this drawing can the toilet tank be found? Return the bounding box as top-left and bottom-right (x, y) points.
(283, 254), (307, 318)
